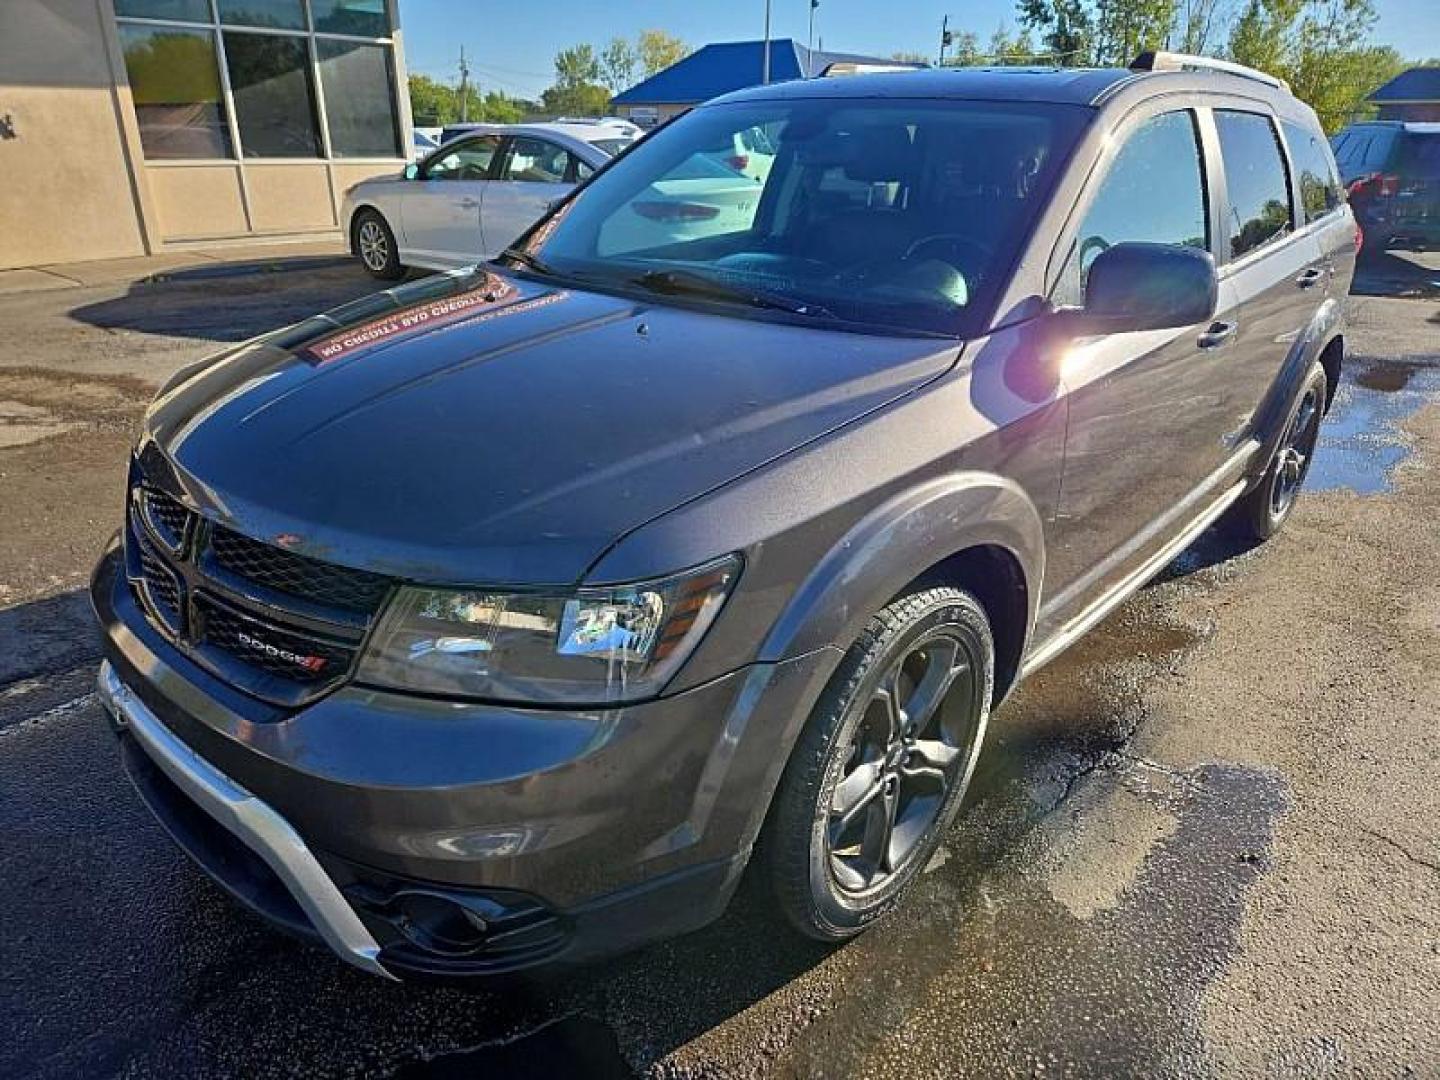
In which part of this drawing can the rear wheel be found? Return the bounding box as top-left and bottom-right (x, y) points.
(1228, 362), (1327, 542)
(762, 587), (994, 940)
(352, 209), (404, 281)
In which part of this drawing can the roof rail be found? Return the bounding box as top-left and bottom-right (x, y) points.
(819, 61), (921, 77)
(1129, 50), (1290, 93)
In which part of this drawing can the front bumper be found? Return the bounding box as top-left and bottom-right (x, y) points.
(92, 542), (837, 978)
(97, 661), (395, 978)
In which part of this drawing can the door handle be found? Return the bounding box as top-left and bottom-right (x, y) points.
(458, 197), (480, 209)
(1295, 267), (1325, 289)
(1198, 320), (1238, 349)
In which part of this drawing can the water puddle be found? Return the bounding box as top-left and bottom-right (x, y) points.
(1309, 357), (1440, 494)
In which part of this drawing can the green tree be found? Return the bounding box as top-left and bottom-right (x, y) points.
(1017, 0), (1094, 64)
(407, 73), (453, 126)
(601, 37), (638, 92)
(554, 43), (602, 86)
(987, 24), (1039, 63)
(1229, 0), (1403, 131)
(890, 50), (932, 64)
(540, 81), (611, 116)
(637, 29), (689, 76)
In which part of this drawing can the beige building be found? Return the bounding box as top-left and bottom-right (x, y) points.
(0, 0), (413, 271)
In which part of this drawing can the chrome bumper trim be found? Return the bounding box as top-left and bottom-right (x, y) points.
(97, 661), (396, 980)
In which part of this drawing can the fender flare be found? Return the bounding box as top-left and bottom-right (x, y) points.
(756, 471), (1046, 667)
(1249, 296), (1345, 479)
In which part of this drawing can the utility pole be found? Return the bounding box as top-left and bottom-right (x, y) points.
(762, 0), (772, 84)
(808, 0), (819, 69)
(458, 45), (470, 123)
(938, 14), (951, 68)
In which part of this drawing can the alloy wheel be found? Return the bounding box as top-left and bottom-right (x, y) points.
(826, 630), (981, 895)
(1270, 386), (1322, 519)
(357, 219), (389, 272)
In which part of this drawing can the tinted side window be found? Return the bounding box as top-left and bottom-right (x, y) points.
(423, 134), (500, 181)
(1282, 120), (1344, 224)
(1215, 110), (1292, 260)
(502, 138), (572, 184)
(1055, 110), (1207, 305)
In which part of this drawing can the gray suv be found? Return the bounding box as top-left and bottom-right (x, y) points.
(92, 53), (1354, 981)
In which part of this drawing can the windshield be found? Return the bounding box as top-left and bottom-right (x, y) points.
(508, 98), (1089, 336)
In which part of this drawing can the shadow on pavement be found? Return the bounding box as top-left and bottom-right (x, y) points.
(1352, 248), (1440, 299)
(65, 263), (385, 342)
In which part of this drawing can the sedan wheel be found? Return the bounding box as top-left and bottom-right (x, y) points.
(352, 210), (405, 280)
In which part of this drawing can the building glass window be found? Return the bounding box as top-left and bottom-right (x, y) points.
(113, 0), (402, 162)
(217, 0), (306, 30)
(224, 32), (321, 157)
(316, 40), (401, 158)
(114, 0), (211, 20)
(310, 0), (389, 36)
(118, 25), (232, 159)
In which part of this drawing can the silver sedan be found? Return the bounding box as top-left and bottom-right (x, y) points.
(342, 123), (631, 280)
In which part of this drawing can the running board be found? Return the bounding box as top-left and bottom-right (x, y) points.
(1021, 478), (1247, 677)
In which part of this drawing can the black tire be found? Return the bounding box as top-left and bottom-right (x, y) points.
(352, 208), (405, 281)
(761, 586), (994, 941)
(1228, 361), (1328, 543)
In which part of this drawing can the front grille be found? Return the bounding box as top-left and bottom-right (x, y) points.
(137, 541), (183, 633)
(142, 486), (190, 551)
(194, 595), (355, 685)
(209, 526), (390, 615)
(124, 468), (392, 707)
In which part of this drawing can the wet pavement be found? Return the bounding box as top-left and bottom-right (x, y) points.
(1, 262), (1437, 1077)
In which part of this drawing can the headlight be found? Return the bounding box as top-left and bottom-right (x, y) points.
(356, 556), (740, 705)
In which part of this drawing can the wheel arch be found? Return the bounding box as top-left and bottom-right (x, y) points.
(756, 472), (1044, 707)
(347, 203), (388, 254)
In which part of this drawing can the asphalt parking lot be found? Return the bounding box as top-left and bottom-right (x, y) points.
(2, 252), (1437, 1078)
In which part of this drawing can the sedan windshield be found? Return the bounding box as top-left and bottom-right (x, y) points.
(510, 97), (1089, 335)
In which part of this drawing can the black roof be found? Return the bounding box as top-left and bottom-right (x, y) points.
(710, 66), (1142, 107)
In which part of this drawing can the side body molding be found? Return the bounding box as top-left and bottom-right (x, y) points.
(756, 472), (1047, 666)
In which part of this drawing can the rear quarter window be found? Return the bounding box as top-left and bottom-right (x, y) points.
(1215, 110), (1293, 260)
(1281, 120), (1344, 224)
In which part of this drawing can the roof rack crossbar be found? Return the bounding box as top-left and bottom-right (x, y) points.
(1129, 50), (1290, 93)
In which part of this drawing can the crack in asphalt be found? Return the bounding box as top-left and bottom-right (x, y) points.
(1360, 826), (1440, 875)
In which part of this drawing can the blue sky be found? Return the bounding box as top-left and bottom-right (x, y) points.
(398, 0), (1440, 101)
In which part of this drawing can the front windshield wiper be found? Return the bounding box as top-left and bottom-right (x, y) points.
(629, 268), (835, 320)
(498, 247), (558, 276)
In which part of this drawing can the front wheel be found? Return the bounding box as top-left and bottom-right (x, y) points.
(352, 209), (405, 281)
(1228, 362), (1328, 542)
(761, 587), (994, 940)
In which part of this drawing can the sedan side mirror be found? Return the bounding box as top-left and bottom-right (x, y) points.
(403, 163), (419, 181)
(1059, 242), (1218, 335)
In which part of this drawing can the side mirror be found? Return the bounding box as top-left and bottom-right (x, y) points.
(403, 163), (419, 181)
(1059, 241), (1218, 335)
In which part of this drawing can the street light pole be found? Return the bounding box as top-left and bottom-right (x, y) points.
(762, 0), (772, 84)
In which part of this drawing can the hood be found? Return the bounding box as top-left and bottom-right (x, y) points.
(142, 270), (958, 585)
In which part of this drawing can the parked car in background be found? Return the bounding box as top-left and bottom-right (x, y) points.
(411, 129), (440, 162)
(1331, 121), (1440, 251)
(343, 123), (624, 279)
(96, 54), (1353, 982)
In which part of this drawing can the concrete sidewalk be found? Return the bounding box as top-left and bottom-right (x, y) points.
(0, 238), (350, 297)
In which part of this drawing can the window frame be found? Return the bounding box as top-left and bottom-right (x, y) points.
(113, 0), (402, 164)
(495, 136), (578, 186)
(1278, 118), (1345, 229)
(419, 133), (504, 183)
(1209, 107), (1297, 266)
(1044, 101), (1217, 303)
